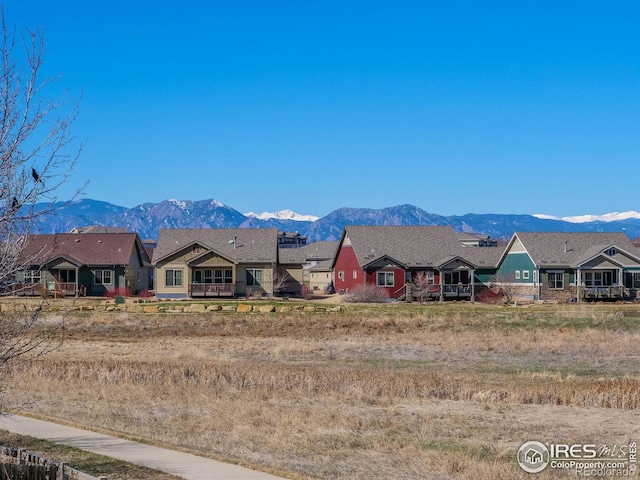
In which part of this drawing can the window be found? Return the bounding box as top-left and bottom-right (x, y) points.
(426, 271), (435, 284)
(25, 270), (41, 284)
(94, 269), (113, 285)
(353, 270), (358, 279)
(246, 268), (263, 287)
(57, 269), (76, 283)
(444, 272), (466, 284)
(605, 248), (617, 257)
(165, 269), (182, 287)
(515, 270), (520, 280)
(338, 271), (344, 280)
(522, 270), (530, 280)
(212, 268), (233, 283)
(377, 271), (394, 287)
(548, 272), (564, 289)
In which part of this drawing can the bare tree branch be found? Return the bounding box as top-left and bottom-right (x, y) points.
(0, 7), (82, 412)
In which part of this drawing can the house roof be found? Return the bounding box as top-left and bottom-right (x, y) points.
(153, 228), (279, 264)
(456, 232), (490, 242)
(309, 259), (334, 272)
(278, 247), (307, 265)
(457, 244), (504, 268)
(506, 232), (639, 268)
(338, 226), (476, 269)
(69, 226), (132, 234)
(21, 233), (148, 266)
(299, 241), (339, 261)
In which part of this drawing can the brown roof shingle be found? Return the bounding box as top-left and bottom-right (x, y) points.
(21, 233), (146, 266)
(514, 232), (638, 267)
(153, 228), (279, 264)
(343, 225), (473, 268)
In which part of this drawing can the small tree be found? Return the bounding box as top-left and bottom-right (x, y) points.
(411, 271), (432, 303)
(270, 269), (290, 298)
(0, 9), (83, 410)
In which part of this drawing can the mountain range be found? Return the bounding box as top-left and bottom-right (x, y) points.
(32, 198), (640, 242)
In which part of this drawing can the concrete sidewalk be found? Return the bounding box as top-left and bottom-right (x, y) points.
(0, 415), (287, 480)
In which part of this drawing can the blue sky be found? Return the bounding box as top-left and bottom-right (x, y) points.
(7, 1), (639, 218)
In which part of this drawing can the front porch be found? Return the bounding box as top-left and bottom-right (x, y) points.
(10, 281), (84, 298)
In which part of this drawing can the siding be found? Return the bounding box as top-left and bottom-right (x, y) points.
(498, 252), (535, 283)
(365, 267), (405, 298)
(334, 244), (363, 293)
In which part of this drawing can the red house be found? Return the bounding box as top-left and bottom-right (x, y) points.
(331, 225), (487, 300)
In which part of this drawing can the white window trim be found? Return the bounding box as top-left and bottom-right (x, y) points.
(94, 269), (113, 285)
(376, 271), (394, 287)
(165, 268), (183, 287)
(246, 268), (263, 287)
(548, 272), (564, 290)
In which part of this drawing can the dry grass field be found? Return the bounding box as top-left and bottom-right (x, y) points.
(2, 301), (640, 479)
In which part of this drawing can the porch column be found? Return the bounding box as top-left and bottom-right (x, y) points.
(471, 268), (475, 303)
(577, 267), (582, 303)
(537, 267), (541, 301)
(439, 270), (444, 303)
(619, 267), (624, 297)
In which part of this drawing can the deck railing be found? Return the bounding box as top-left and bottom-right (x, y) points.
(443, 284), (472, 297)
(580, 286), (624, 299)
(10, 281), (79, 297)
(189, 283), (236, 296)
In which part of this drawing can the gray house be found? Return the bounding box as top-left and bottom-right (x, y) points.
(14, 232), (152, 297)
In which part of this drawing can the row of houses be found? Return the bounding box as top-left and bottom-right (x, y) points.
(10, 226), (640, 303)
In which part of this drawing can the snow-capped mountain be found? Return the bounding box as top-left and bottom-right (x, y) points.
(244, 209), (319, 222)
(30, 199), (640, 242)
(533, 211), (640, 223)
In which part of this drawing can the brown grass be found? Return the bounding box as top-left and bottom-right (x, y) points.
(2, 303), (640, 479)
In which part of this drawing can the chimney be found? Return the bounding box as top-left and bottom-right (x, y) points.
(564, 241), (568, 253)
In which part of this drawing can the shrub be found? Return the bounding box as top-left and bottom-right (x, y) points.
(475, 286), (505, 304)
(106, 287), (131, 299)
(344, 284), (390, 303)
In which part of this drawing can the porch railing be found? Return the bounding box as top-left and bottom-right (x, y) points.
(443, 284), (472, 297)
(189, 283), (236, 297)
(580, 286), (623, 299)
(9, 282), (80, 297)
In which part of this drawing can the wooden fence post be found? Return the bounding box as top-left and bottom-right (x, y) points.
(59, 461), (68, 480)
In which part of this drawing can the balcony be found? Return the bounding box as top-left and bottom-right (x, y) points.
(189, 283), (236, 297)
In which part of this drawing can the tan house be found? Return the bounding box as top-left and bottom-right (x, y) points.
(153, 228), (304, 299)
(299, 241), (338, 292)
